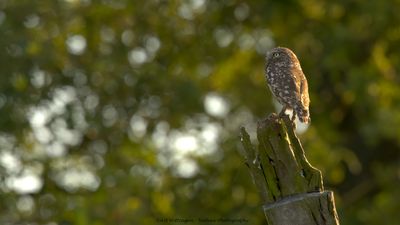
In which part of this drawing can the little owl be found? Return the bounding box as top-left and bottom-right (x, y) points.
(265, 47), (310, 123)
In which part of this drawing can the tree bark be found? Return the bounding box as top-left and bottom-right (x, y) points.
(240, 113), (340, 225)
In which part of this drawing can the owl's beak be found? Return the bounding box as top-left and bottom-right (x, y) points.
(265, 51), (273, 64)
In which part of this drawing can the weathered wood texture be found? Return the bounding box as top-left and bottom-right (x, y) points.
(240, 113), (340, 225)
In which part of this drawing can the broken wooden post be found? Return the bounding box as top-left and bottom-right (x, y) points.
(240, 113), (340, 225)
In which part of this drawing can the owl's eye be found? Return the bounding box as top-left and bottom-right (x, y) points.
(273, 52), (280, 57)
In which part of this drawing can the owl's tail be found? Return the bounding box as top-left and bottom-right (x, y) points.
(295, 105), (310, 124)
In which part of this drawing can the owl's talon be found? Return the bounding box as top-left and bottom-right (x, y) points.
(279, 106), (287, 118)
(290, 113), (297, 129)
(279, 111), (285, 117)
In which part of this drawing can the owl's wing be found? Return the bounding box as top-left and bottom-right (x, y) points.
(300, 76), (310, 108)
(291, 68), (309, 107)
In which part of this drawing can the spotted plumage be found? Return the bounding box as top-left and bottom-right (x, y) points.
(265, 47), (310, 123)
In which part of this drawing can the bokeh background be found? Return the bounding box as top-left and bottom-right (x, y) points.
(0, 0), (399, 224)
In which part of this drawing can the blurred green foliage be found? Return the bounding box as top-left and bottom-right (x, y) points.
(0, 0), (399, 224)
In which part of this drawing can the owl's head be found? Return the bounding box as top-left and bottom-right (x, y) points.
(266, 47), (299, 67)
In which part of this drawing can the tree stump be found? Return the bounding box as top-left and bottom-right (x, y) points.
(240, 113), (340, 225)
